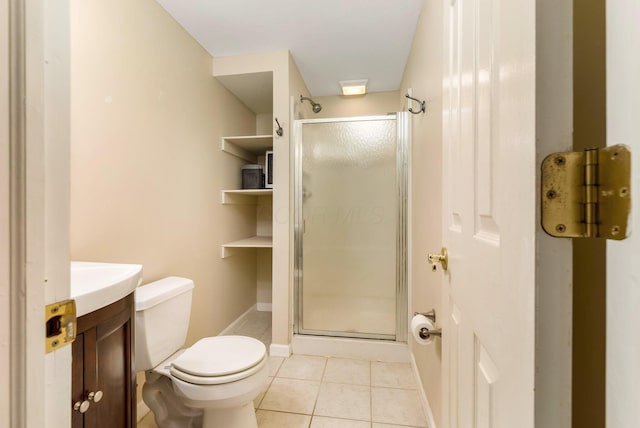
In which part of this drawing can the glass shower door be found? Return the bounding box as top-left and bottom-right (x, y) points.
(295, 115), (406, 339)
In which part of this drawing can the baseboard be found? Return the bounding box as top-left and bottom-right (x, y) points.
(411, 352), (437, 428)
(256, 302), (272, 312)
(219, 304), (257, 336)
(137, 400), (150, 423)
(269, 343), (292, 357)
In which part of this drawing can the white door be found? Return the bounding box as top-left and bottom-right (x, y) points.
(1, 1), (11, 425)
(442, 0), (536, 426)
(605, 1), (640, 427)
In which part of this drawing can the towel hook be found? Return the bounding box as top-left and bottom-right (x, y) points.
(405, 94), (426, 114)
(274, 117), (283, 136)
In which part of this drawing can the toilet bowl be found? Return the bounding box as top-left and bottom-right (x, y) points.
(135, 277), (268, 428)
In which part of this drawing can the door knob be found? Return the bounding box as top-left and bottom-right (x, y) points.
(427, 247), (448, 272)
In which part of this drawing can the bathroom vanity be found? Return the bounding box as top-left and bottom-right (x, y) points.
(70, 261), (142, 427)
(71, 293), (136, 428)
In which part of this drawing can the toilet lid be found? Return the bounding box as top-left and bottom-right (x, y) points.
(171, 336), (266, 378)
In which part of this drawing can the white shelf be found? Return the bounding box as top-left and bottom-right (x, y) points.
(221, 236), (273, 258)
(221, 189), (273, 204)
(221, 135), (273, 162)
(223, 236), (272, 247)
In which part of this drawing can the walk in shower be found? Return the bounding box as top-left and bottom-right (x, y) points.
(294, 113), (408, 341)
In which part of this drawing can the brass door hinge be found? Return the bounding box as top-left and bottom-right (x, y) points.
(541, 145), (631, 239)
(45, 299), (77, 353)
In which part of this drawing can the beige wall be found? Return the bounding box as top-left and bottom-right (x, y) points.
(257, 194), (273, 309)
(256, 113), (273, 135)
(400, 0), (443, 426)
(310, 91), (400, 118)
(70, 0), (259, 351)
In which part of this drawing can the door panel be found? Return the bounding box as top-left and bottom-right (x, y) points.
(475, 342), (499, 428)
(443, 0), (536, 426)
(447, 303), (461, 427)
(475, 0), (500, 241)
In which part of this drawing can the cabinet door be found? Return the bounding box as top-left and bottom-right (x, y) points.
(72, 333), (85, 428)
(86, 305), (135, 428)
(73, 294), (135, 428)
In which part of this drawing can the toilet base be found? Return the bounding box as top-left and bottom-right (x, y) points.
(202, 402), (257, 428)
(143, 367), (263, 428)
(142, 373), (203, 428)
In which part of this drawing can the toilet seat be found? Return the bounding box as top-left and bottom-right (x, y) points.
(170, 336), (267, 385)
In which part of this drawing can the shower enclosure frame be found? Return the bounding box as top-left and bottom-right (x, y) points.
(293, 113), (409, 342)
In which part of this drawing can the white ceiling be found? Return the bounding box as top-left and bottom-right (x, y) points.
(155, 0), (423, 97)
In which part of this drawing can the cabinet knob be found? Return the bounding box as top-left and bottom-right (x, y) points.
(88, 390), (103, 403)
(73, 400), (90, 413)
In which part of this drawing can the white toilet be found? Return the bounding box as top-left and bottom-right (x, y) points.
(135, 277), (268, 428)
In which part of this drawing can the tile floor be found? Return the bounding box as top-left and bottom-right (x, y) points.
(222, 308), (273, 349)
(137, 310), (428, 428)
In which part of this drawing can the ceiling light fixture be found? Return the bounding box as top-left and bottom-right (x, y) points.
(339, 79), (368, 96)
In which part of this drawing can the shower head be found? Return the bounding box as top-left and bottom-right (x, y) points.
(300, 95), (322, 114)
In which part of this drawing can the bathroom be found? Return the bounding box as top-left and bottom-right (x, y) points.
(69, 0), (442, 427)
(11, 0), (640, 426)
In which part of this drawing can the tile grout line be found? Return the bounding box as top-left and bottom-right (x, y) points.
(308, 356), (328, 425)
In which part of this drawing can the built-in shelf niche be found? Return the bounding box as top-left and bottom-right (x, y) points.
(221, 135), (273, 162)
(221, 189), (273, 204)
(221, 236), (273, 259)
(220, 134), (273, 258)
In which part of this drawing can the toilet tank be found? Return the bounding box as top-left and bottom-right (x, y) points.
(134, 276), (194, 371)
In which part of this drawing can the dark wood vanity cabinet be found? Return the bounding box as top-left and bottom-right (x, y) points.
(72, 293), (136, 428)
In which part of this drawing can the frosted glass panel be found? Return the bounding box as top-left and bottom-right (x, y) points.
(300, 119), (397, 336)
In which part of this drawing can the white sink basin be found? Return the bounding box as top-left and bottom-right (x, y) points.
(71, 261), (143, 316)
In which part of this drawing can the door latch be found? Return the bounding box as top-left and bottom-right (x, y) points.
(45, 299), (77, 353)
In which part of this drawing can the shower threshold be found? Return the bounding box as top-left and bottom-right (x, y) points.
(292, 334), (410, 363)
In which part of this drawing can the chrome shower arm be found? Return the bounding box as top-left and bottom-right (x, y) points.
(300, 95), (322, 113)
